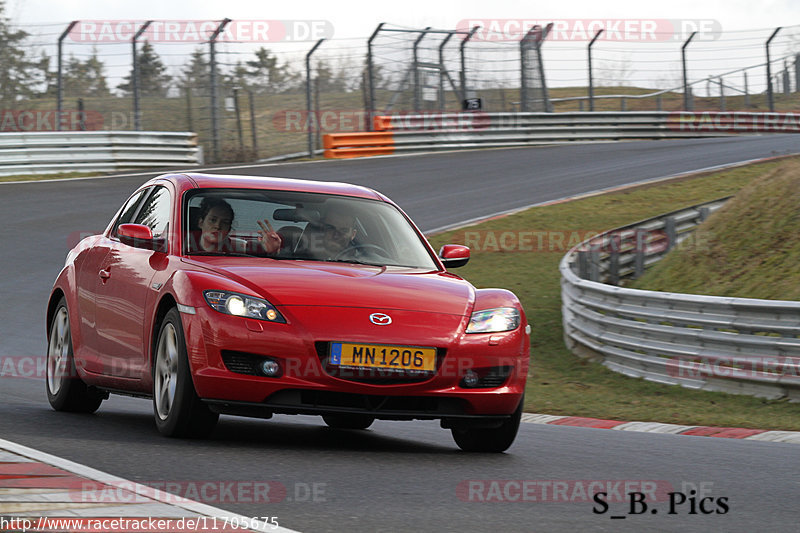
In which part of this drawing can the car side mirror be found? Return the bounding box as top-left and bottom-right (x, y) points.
(118, 223), (165, 251)
(438, 244), (470, 268)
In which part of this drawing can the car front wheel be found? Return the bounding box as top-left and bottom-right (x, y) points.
(451, 395), (524, 453)
(46, 297), (104, 413)
(153, 307), (218, 438)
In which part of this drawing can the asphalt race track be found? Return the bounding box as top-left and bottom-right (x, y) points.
(2, 136), (800, 532)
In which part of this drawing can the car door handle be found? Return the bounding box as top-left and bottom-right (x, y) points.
(99, 269), (111, 280)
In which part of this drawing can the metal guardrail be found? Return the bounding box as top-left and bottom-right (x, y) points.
(0, 131), (202, 176)
(560, 198), (800, 401)
(325, 111), (800, 158)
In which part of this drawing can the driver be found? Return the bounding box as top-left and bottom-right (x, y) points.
(303, 211), (358, 260)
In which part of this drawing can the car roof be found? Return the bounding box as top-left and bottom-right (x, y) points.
(152, 173), (387, 202)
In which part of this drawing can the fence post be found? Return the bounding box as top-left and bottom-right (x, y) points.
(77, 98), (86, 131)
(412, 27), (431, 112)
(365, 23), (384, 132)
(306, 38), (325, 157)
(665, 217), (677, 252)
(56, 21), (78, 131)
(233, 87), (244, 157)
(185, 89), (193, 132)
(783, 60), (790, 95)
(766, 27), (782, 112)
(682, 31), (697, 111)
(744, 71), (750, 107)
(588, 29), (603, 112)
(438, 32), (454, 111)
(460, 26), (479, 102)
(719, 77), (725, 111)
(208, 18), (232, 163)
(131, 21), (152, 132)
(248, 90), (258, 157)
(795, 54), (800, 93)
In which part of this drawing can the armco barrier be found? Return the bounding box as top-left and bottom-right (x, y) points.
(323, 111), (800, 158)
(0, 131), (202, 176)
(323, 132), (394, 159)
(560, 198), (800, 401)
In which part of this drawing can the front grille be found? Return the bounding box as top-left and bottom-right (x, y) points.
(315, 341), (446, 384)
(266, 389), (468, 416)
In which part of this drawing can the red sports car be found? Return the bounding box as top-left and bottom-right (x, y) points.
(46, 173), (530, 452)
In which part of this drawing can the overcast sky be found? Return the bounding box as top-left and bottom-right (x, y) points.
(10, 0), (800, 37)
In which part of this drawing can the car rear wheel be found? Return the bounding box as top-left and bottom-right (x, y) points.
(451, 395), (524, 453)
(46, 297), (104, 413)
(153, 307), (218, 438)
(322, 413), (375, 430)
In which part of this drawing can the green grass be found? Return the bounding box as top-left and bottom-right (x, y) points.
(630, 160), (800, 300)
(0, 171), (103, 182)
(428, 157), (800, 430)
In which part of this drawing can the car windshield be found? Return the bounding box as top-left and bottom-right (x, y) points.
(184, 188), (438, 269)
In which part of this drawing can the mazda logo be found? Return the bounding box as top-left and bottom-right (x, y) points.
(369, 313), (392, 325)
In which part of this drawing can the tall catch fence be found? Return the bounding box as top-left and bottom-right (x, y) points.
(4, 18), (800, 164)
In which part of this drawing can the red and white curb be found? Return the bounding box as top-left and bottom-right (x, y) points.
(0, 438), (296, 533)
(521, 414), (800, 443)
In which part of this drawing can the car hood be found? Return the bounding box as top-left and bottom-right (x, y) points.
(186, 257), (475, 316)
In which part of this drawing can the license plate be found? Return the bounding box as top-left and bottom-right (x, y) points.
(329, 342), (437, 372)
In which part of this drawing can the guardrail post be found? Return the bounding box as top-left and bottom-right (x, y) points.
(656, 94), (663, 111)
(699, 206), (711, 222)
(460, 26), (479, 103)
(634, 229), (646, 278)
(620, 97), (626, 111)
(56, 21), (78, 131)
(587, 29), (603, 112)
(588, 249), (600, 281)
(208, 18), (232, 163)
(365, 23), (384, 132)
(577, 250), (589, 279)
(306, 38), (325, 157)
(132, 21), (152, 131)
(412, 28), (432, 112)
(766, 27), (782, 112)
(665, 217), (677, 252)
(682, 31), (697, 111)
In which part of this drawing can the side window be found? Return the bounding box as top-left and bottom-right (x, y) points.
(133, 186), (171, 238)
(112, 188), (149, 235)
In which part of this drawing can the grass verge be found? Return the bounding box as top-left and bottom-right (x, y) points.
(429, 156), (800, 431)
(0, 171), (103, 183)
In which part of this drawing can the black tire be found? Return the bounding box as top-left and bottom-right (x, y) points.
(451, 395), (524, 453)
(322, 413), (375, 430)
(153, 308), (218, 438)
(46, 297), (104, 413)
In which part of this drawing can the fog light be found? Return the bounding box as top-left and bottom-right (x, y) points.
(260, 359), (281, 377)
(462, 369), (479, 388)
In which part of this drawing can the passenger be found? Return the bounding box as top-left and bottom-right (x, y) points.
(191, 197), (281, 255)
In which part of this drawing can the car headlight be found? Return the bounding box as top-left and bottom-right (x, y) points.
(203, 290), (286, 323)
(466, 307), (520, 334)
